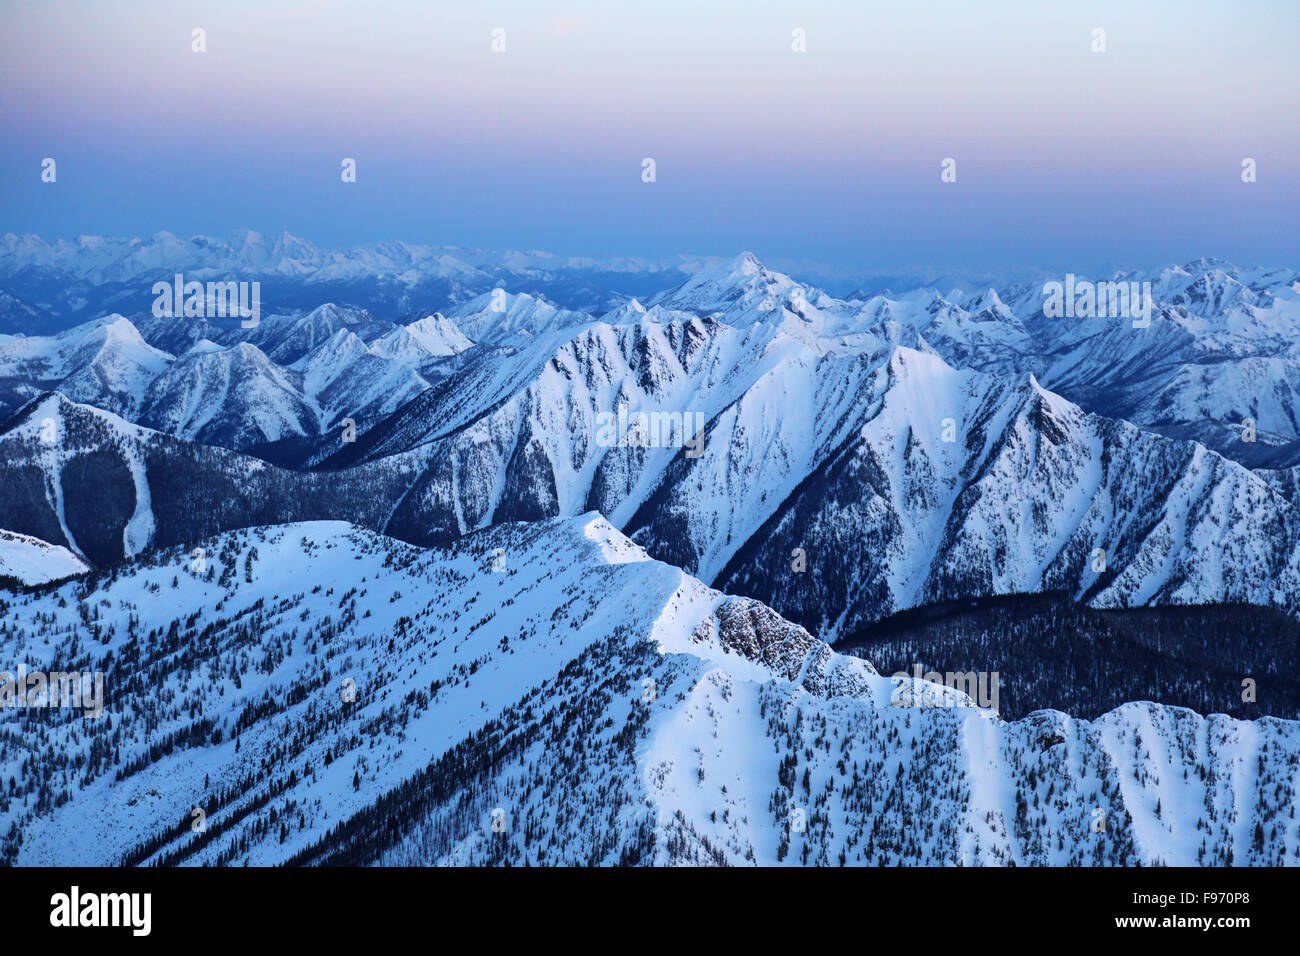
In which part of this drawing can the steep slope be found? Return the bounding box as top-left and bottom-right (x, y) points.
(137, 342), (319, 447)
(656, 256), (1300, 470)
(5, 254), (1297, 639)
(315, 286), (1300, 636)
(330, 306), (866, 548)
(1013, 261), (1300, 465)
(0, 315), (173, 420)
(243, 303), (392, 365)
(2, 516), (1295, 866)
(853, 287), (1033, 374)
(9, 250), (1299, 471)
(292, 329), (431, 430)
(368, 313), (473, 363)
(702, 349), (1300, 637)
(2, 311), (444, 454)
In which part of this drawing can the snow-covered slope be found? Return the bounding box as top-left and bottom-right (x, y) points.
(4, 252), (1298, 637)
(0, 315), (173, 419)
(244, 303), (392, 365)
(368, 313), (473, 362)
(320, 291), (1300, 635)
(0, 310), (448, 452)
(447, 290), (592, 342)
(0, 528), (88, 584)
(292, 329), (432, 430)
(642, 254), (1300, 469)
(705, 349), (1300, 637)
(968, 261), (1300, 465)
(2, 516), (1295, 866)
(0, 393), (418, 565)
(138, 341), (318, 447)
(7, 249), (1298, 469)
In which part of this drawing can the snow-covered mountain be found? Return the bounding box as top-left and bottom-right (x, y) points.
(314, 285), (1300, 636)
(637, 253), (1300, 470)
(2, 516), (1295, 866)
(0, 393), (418, 565)
(137, 341), (318, 447)
(243, 303), (393, 365)
(0, 315), (173, 419)
(4, 253), (1297, 639)
(864, 261), (1300, 468)
(0, 231), (693, 288)
(0, 308), (472, 453)
(369, 313), (473, 363)
(8, 254), (1296, 639)
(705, 351), (1300, 638)
(446, 289), (594, 342)
(7, 236), (1297, 470)
(0, 289), (55, 337)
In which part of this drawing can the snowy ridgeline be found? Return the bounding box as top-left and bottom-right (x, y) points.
(2, 517), (1296, 867)
(3, 256), (1299, 642)
(3, 251), (1300, 469)
(0, 528), (87, 586)
(4, 314), (1299, 636)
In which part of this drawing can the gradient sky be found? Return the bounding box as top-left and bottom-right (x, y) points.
(2, 0), (1297, 273)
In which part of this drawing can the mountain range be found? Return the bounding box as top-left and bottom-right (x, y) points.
(2, 237), (1297, 866)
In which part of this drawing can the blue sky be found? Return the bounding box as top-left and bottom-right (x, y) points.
(2, 0), (1297, 272)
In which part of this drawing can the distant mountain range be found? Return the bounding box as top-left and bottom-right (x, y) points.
(0, 230), (1167, 332)
(0, 230), (712, 330)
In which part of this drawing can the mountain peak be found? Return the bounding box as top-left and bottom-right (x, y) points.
(968, 288), (1011, 315)
(182, 338), (226, 358)
(730, 250), (764, 275)
(647, 250), (806, 319)
(228, 227), (264, 247)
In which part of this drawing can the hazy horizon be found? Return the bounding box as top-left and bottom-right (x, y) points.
(3, 0), (1298, 273)
(8, 226), (1290, 294)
